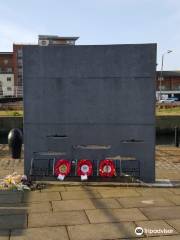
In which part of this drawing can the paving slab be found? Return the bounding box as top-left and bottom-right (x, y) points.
(67, 222), (137, 240)
(85, 208), (147, 223)
(140, 206), (180, 220)
(65, 186), (126, 191)
(0, 192), (22, 204)
(40, 186), (66, 192)
(0, 206), (26, 216)
(61, 190), (101, 200)
(135, 220), (177, 237)
(65, 186), (117, 192)
(166, 219), (180, 233)
(169, 188), (180, 195)
(0, 202), (51, 214)
(25, 202), (52, 213)
(65, 186), (86, 191)
(136, 188), (174, 197)
(22, 192), (61, 202)
(28, 211), (89, 227)
(165, 195), (180, 205)
(52, 199), (95, 211)
(0, 214), (27, 229)
(140, 236), (180, 240)
(10, 227), (69, 240)
(91, 198), (121, 209)
(97, 188), (140, 198)
(0, 231), (9, 240)
(117, 196), (174, 208)
(52, 198), (121, 212)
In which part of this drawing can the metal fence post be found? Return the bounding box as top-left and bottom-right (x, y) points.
(175, 127), (179, 147)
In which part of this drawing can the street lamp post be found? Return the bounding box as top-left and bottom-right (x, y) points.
(159, 50), (172, 100)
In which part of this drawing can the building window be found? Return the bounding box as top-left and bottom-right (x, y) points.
(173, 85), (180, 90)
(17, 49), (23, 57)
(18, 77), (23, 85)
(7, 87), (12, 91)
(160, 86), (167, 91)
(7, 77), (11, 81)
(66, 40), (74, 45)
(6, 67), (13, 73)
(18, 59), (23, 66)
(18, 68), (23, 74)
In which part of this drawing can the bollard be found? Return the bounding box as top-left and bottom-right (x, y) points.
(8, 128), (23, 159)
(175, 127), (179, 147)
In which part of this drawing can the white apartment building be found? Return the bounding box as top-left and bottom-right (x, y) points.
(0, 73), (14, 97)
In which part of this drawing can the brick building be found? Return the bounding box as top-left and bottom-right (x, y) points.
(1, 36), (178, 100)
(13, 36), (78, 86)
(13, 44), (24, 88)
(0, 52), (14, 96)
(156, 71), (180, 100)
(0, 35), (79, 98)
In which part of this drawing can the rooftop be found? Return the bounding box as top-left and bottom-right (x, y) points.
(0, 52), (13, 55)
(38, 35), (79, 41)
(157, 70), (180, 77)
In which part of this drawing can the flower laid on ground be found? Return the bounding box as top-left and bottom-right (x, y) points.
(0, 172), (30, 191)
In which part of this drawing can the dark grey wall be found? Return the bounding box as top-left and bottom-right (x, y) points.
(23, 44), (156, 182)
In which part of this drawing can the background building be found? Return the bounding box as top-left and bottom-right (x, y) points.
(13, 35), (78, 89)
(13, 44), (23, 88)
(38, 35), (79, 46)
(1, 36), (179, 101)
(156, 71), (180, 100)
(0, 52), (14, 97)
(0, 35), (79, 99)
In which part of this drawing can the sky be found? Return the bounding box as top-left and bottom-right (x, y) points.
(0, 0), (180, 70)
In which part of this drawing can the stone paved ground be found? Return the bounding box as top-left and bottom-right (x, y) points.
(0, 145), (23, 179)
(0, 144), (180, 239)
(156, 146), (180, 180)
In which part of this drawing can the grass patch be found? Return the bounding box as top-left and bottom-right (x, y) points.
(0, 108), (180, 117)
(156, 106), (180, 116)
(0, 110), (23, 117)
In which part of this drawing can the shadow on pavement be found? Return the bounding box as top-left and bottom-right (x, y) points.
(0, 191), (29, 238)
(81, 185), (139, 238)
